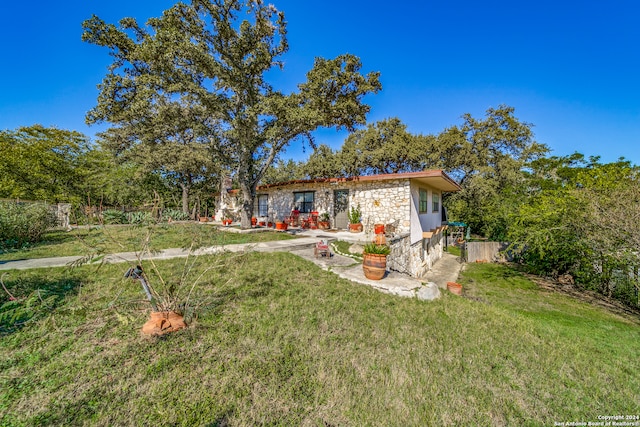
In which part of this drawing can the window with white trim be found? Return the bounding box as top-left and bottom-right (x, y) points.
(419, 188), (428, 213)
(432, 193), (440, 212)
(257, 194), (268, 217)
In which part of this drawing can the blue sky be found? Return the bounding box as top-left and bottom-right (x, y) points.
(1, 0), (638, 165)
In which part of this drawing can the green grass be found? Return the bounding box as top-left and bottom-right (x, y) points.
(0, 257), (638, 426)
(331, 240), (363, 262)
(446, 244), (461, 257)
(0, 223), (295, 261)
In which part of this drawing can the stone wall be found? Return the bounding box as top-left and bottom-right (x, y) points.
(257, 177), (447, 277)
(387, 230), (445, 277)
(257, 179), (411, 233)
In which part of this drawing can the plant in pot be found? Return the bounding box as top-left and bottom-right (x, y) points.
(362, 242), (390, 280)
(74, 224), (247, 336)
(275, 218), (288, 230)
(348, 204), (363, 232)
(318, 212), (331, 229)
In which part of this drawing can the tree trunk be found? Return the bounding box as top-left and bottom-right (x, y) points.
(239, 181), (255, 229)
(179, 183), (190, 215)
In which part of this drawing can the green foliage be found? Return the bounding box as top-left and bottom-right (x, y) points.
(0, 202), (58, 250)
(0, 289), (57, 334)
(362, 242), (390, 255)
(437, 105), (549, 236)
(127, 211), (154, 225)
(338, 118), (435, 176)
(83, 0), (381, 228)
(0, 125), (91, 203)
(161, 209), (190, 222)
(101, 209), (127, 225)
(0, 272), (81, 334)
(260, 159), (305, 185)
(304, 144), (343, 179)
(507, 156), (640, 307)
(348, 204), (361, 224)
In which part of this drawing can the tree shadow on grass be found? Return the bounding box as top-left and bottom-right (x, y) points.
(0, 272), (83, 335)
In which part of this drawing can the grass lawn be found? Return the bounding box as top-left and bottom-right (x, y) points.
(0, 223), (295, 261)
(0, 256), (638, 426)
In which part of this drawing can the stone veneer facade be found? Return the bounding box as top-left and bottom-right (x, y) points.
(256, 176), (448, 278)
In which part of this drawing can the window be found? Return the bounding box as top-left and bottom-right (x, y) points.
(432, 193), (440, 213)
(419, 188), (428, 213)
(257, 194), (268, 217)
(293, 191), (315, 213)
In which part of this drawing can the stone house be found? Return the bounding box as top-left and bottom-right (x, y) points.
(255, 170), (461, 277)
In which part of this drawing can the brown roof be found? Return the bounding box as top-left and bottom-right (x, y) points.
(258, 170), (461, 192)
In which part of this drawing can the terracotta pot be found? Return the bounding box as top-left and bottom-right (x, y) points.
(223, 219), (232, 226)
(142, 311), (187, 336)
(374, 224), (385, 235)
(259, 221), (266, 226)
(363, 253), (387, 280)
(318, 221), (330, 230)
(275, 221), (288, 230)
(447, 281), (463, 296)
(349, 223), (363, 233)
(251, 217), (257, 226)
(199, 216), (208, 222)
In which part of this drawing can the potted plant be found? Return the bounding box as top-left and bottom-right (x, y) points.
(447, 281), (463, 296)
(362, 242), (390, 280)
(318, 212), (330, 229)
(275, 219), (288, 230)
(348, 204), (363, 232)
(124, 265), (188, 335)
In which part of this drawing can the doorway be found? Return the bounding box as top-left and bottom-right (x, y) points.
(333, 189), (349, 229)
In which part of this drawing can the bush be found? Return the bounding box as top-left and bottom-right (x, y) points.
(161, 209), (190, 222)
(0, 202), (58, 250)
(127, 211), (154, 225)
(102, 209), (128, 224)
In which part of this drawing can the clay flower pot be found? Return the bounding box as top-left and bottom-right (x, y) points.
(141, 311), (187, 336)
(349, 223), (363, 233)
(447, 282), (463, 296)
(363, 253), (387, 280)
(275, 221), (288, 230)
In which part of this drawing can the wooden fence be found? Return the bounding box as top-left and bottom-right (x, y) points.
(462, 241), (512, 263)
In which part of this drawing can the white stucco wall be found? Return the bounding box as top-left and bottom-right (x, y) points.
(409, 181), (443, 245)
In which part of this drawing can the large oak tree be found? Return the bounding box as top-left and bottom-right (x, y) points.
(83, 0), (381, 227)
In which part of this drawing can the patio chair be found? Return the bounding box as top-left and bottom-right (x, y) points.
(286, 209), (300, 227)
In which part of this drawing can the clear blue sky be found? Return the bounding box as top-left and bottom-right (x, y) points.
(1, 0), (639, 165)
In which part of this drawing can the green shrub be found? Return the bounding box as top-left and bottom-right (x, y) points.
(127, 211), (154, 225)
(348, 204), (362, 224)
(0, 202), (58, 250)
(363, 242), (391, 255)
(102, 209), (128, 224)
(161, 209), (190, 222)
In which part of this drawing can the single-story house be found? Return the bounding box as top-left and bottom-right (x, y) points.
(255, 170), (461, 277)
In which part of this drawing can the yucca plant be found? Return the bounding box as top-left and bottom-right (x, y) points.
(363, 242), (391, 255)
